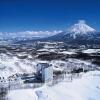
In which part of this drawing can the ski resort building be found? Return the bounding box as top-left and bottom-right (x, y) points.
(37, 63), (53, 83)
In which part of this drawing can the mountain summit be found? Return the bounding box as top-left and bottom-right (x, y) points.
(68, 20), (96, 34)
(37, 20), (100, 45)
(14, 20), (100, 45)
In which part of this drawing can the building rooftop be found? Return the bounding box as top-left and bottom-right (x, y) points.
(37, 63), (50, 68)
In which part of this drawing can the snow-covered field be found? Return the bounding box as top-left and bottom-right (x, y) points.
(0, 53), (37, 78)
(83, 49), (100, 54)
(0, 46), (100, 100)
(0, 51), (94, 79)
(8, 70), (100, 100)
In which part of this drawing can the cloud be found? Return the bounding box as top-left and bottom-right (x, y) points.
(17, 30), (62, 37)
(0, 30), (62, 38)
(78, 20), (86, 24)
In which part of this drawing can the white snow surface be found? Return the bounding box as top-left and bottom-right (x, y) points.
(68, 20), (95, 35)
(83, 49), (100, 53)
(8, 70), (100, 100)
(0, 53), (37, 78)
(59, 51), (76, 55)
(8, 89), (38, 100)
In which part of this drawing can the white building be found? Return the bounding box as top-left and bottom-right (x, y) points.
(37, 63), (53, 83)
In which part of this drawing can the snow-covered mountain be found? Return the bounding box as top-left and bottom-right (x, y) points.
(39, 20), (100, 45)
(67, 20), (96, 38)
(2, 20), (100, 45)
(68, 20), (95, 34)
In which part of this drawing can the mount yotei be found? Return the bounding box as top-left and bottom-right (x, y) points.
(1, 20), (100, 46)
(39, 20), (100, 45)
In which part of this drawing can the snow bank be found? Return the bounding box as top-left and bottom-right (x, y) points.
(0, 53), (37, 78)
(8, 71), (100, 100)
(8, 89), (38, 100)
(35, 70), (100, 100)
(83, 49), (100, 53)
(59, 51), (76, 55)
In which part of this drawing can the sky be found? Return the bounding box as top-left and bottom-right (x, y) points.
(0, 0), (100, 33)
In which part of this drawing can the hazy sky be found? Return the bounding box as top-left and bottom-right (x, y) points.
(0, 0), (100, 32)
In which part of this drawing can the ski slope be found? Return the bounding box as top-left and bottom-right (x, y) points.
(8, 70), (100, 100)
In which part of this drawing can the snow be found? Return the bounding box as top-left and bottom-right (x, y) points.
(35, 90), (51, 100)
(37, 49), (50, 52)
(0, 53), (94, 80)
(8, 89), (38, 100)
(53, 66), (63, 72)
(35, 70), (100, 100)
(0, 53), (37, 78)
(59, 51), (76, 55)
(83, 49), (100, 53)
(51, 58), (93, 70)
(68, 20), (96, 38)
(8, 70), (100, 100)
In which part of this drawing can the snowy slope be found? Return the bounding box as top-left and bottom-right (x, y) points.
(67, 20), (96, 39)
(8, 89), (38, 100)
(8, 70), (100, 100)
(0, 51), (94, 79)
(0, 53), (37, 78)
(68, 20), (95, 34)
(83, 49), (100, 53)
